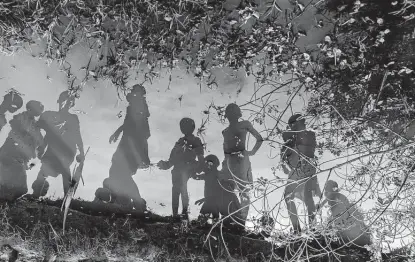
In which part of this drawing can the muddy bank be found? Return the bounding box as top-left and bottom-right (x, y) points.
(0, 197), (408, 261)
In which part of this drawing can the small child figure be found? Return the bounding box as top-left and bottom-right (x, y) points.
(0, 100), (44, 201)
(318, 180), (371, 247)
(194, 154), (243, 227)
(0, 90), (24, 132)
(157, 117), (204, 218)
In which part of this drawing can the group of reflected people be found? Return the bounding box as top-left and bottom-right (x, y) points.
(0, 85), (371, 247)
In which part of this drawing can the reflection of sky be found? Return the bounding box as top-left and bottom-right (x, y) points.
(0, 46), (307, 222)
(0, 42), (408, 249)
(0, 47), (338, 225)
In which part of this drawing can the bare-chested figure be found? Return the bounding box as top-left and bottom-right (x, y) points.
(31, 91), (85, 198)
(221, 103), (263, 226)
(0, 90), (24, 132)
(281, 113), (321, 233)
(0, 101), (44, 201)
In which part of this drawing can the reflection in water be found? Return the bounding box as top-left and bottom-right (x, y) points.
(157, 117), (204, 218)
(194, 154), (243, 226)
(320, 180), (371, 246)
(31, 91), (85, 198)
(221, 103), (263, 226)
(0, 85), (374, 242)
(0, 100), (44, 200)
(281, 113), (321, 233)
(95, 84), (150, 211)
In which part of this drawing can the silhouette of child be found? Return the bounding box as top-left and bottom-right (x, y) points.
(0, 90), (24, 132)
(157, 117), (204, 217)
(221, 103), (263, 225)
(194, 154), (242, 226)
(318, 180), (371, 247)
(0, 100), (44, 201)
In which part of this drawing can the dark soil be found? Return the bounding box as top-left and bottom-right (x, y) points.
(0, 196), (410, 262)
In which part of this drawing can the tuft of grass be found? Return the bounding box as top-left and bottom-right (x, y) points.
(0, 197), (413, 261)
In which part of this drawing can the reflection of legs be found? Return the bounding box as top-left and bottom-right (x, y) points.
(304, 178), (316, 223)
(301, 162), (318, 224)
(127, 177), (146, 212)
(172, 169), (189, 216)
(180, 179), (189, 215)
(171, 185), (180, 216)
(172, 170), (180, 216)
(222, 192), (243, 226)
(32, 164), (52, 198)
(239, 190), (250, 225)
(0, 160), (28, 201)
(284, 185), (301, 233)
(226, 154), (252, 225)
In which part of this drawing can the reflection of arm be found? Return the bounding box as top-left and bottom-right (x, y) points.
(8, 114), (20, 130)
(0, 114), (6, 131)
(112, 108), (130, 136)
(195, 137), (205, 164)
(36, 113), (48, 152)
(73, 116), (85, 156)
(0, 101), (8, 115)
(245, 121), (263, 155)
(337, 193), (350, 207)
(165, 141), (180, 169)
(144, 99), (150, 118)
(113, 124), (124, 135)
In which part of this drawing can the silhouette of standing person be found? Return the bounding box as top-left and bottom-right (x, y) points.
(0, 101), (44, 201)
(221, 103), (263, 226)
(31, 91), (85, 198)
(157, 118), (204, 218)
(105, 84), (150, 211)
(0, 90), (24, 132)
(281, 113), (321, 233)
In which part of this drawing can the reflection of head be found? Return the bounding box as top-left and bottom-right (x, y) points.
(325, 180), (339, 194)
(2, 91), (23, 113)
(95, 188), (111, 202)
(180, 117), (195, 135)
(126, 84), (146, 103)
(57, 91), (76, 110)
(103, 178), (111, 189)
(288, 113), (306, 130)
(26, 100), (44, 117)
(205, 154), (220, 169)
(224, 103), (242, 120)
